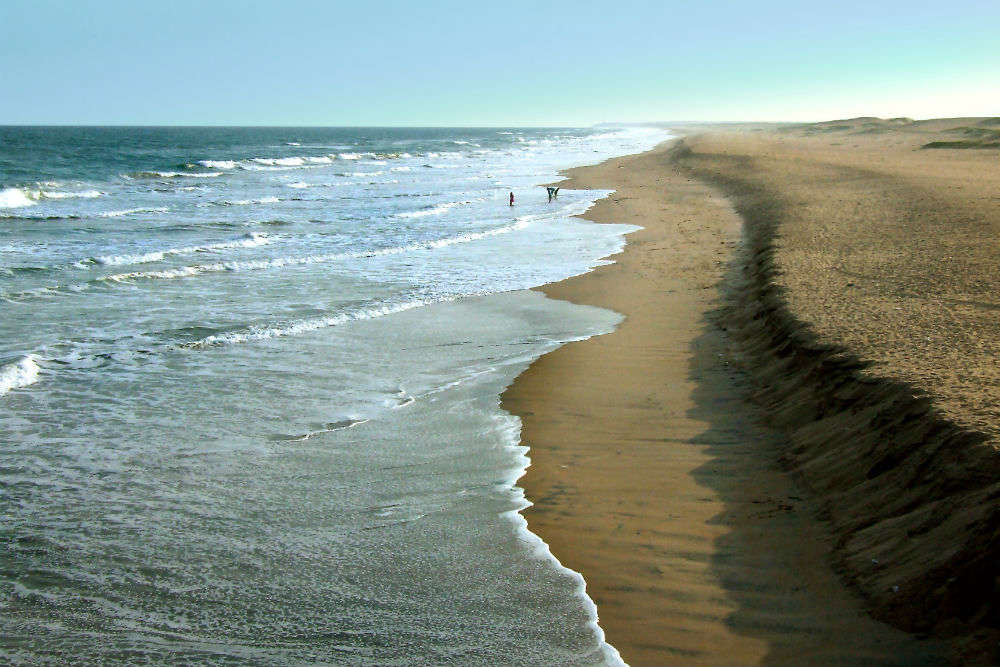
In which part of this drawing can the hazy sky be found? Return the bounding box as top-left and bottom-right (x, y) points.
(1, 0), (997, 125)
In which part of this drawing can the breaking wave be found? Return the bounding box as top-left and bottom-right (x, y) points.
(102, 218), (532, 283)
(395, 201), (464, 219)
(98, 207), (170, 218)
(0, 188), (37, 208)
(191, 152), (412, 173)
(0, 187), (104, 208)
(186, 298), (448, 347)
(0, 355), (40, 396)
(82, 233), (272, 267)
(212, 196), (281, 207)
(123, 171), (223, 179)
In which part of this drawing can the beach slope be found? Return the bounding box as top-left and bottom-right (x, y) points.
(501, 131), (950, 665)
(670, 119), (1000, 664)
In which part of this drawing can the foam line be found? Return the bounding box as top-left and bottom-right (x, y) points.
(102, 218), (531, 283)
(185, 298), (450, 347)
(82, 232), (272, 267)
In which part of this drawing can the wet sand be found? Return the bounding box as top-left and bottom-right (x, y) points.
(501, 137), (943, 665)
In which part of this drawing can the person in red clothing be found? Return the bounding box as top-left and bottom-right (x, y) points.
(509, 191), (514, 207)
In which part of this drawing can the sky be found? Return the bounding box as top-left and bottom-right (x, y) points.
(1, 0), (997, 126)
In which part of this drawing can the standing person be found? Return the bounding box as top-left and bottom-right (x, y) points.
(509, 191), (514, 207)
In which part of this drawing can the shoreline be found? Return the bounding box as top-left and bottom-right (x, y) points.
(502, 137), (943, 665)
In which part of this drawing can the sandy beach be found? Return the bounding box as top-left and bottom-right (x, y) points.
(502, 118), (1000, 665)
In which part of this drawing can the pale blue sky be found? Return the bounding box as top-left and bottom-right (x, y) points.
(1, 0), (997, 125)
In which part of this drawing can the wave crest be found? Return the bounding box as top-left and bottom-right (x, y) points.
(100, 217), (531, 283)
(85, 232), (272, 267)
(187, 299), (443, 347)
(98, 207), (169, 218)
(0, 187), (104, 208)
(0, 355), (40, 396)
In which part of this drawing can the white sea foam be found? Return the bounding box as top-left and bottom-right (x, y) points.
(253, 157), (302, 167)
(395, 201), (462, 219)
(98, 207), (169, 218)
(188, 298), (446, 347)
(102, 218), (531, 283)
(87, 232), (272, 267)
(0, 355), (41, 396)
(0, 186), (99, 207)
(197, 160), (238, 170)
(124, 170), (222, 179)
(283, 181), (350, 190)
(210, 196), (280, 207)
(0, 187), (38, 208)
(198, 156), (334, 172)
(334, 171), (385, 178)
(503, 504), (627, 667)
(38, 189), (104, 200)
(495, 330), (629, 667)
(194, 152), (411, 173)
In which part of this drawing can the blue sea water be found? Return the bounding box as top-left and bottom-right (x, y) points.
(0, 126), (667, 665)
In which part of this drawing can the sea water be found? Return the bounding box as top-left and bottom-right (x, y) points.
(0, 126), (667, 665)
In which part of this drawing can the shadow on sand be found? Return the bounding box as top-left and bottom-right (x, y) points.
(682, 290), (944, 666)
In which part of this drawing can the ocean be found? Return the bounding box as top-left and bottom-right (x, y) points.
(0, 126), (667, 665)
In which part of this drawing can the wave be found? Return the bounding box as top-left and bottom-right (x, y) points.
(395, 201), (464, 219)
(101, 217), (532, 283)
(0, 355), (40, 397)
(36, 189), (104, 199)
(212, 196), (281, 206)
(196, 160), (238, 170)
(253, 156), (333, 167)
(98, 207), (169, 218)
(186, 298), (447, 347)
(0, 213), (82, 221)
(285, 181), (358, 189)
(0, 187), (105, 208)
(124, 171), (222, 179)
(267, 418), (369, 442)
(191, 152), (410, 173)
(0, 188), (38, 208)
(81, 232), (272, 267)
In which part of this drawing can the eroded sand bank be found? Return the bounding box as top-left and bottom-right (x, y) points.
(501, 128), (960, 665)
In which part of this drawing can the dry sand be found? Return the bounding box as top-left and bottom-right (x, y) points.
(503, 119), (1000, 666)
